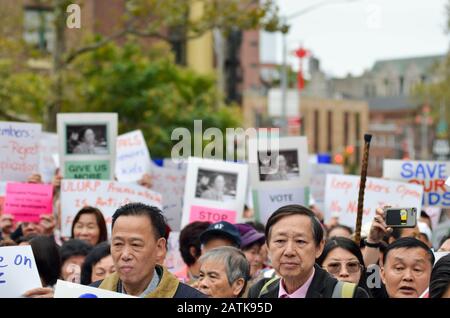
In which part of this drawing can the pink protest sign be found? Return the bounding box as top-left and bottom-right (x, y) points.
(4, 183), (53, 222)
(189, 205), (237, 224)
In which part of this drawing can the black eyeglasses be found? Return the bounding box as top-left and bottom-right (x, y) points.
(323, 261), (362, 274)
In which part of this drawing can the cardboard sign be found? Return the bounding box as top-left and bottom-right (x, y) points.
(115, 130), (151, 182)
(253, 186), (309, 224)
(57, 113), (118, 180)
(310, 164), (344, 211)
(0, 246), (42, 298)
(54, 280), (135, 298)
(151, 166), (186, 231)
(4, 183), (53, 222)
(383, 160), (450, 207)
(324, 174), (423, 228)
(60, 179), (162, 237)
(0, 121), (42, 182)
(181, 157), (248, 228)
(39, 132), (59, 183)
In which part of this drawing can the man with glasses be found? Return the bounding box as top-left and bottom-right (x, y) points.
(248, 205), (369, 298)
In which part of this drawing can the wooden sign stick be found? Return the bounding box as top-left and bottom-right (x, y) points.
(354, 134), (372, 246)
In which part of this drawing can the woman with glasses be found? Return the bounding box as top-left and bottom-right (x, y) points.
(317, 237), (371, 296)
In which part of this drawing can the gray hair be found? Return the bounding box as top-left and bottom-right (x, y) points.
(199, 246), (250, 290)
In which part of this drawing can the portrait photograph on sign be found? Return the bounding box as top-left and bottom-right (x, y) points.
(258, 149), (300, 182)
(249, 136), (310, 190)
(65, 124), (109, 155)
(195, 168), (238, 202)
(57, 113), (118, 180)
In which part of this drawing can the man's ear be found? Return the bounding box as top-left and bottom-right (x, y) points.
(231, 278), (245, 297)
(315, 239), (325, 259)
(380, 265), (386, 285)
(155, 237), (167, 259)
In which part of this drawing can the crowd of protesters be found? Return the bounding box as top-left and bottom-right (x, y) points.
(1, 171), (450, 299)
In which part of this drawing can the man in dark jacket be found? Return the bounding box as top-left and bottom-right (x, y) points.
(90, 203), (205, 298)
(248, 205), (369, 298)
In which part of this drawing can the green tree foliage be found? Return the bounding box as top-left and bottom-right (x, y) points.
(67, 41), (241, 158)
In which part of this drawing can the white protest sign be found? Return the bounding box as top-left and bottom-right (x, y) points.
(60, 179), (162, 237)
(0, 245), (42, 298)
(115, 130), (151, 182)
(151, 166), (186, 231)
(446, 177), (450, 186)
(57, 113), (118, 180)
(434, 251), (450, 264)
(248, 136), (310, 222)
(181, 157), (248, 228)
(383, 160), (450, 207)
(248, 136), (310, 189)
(163, 158), (188, 172)
(324, 174), (423, 228)
(39, 132), (59, 183)
(424, 206), (442, 231)
(253, 186), (309, 224)
(0, 121), (42, 182)
(164, 231), (185, 275)
(54, 280), (135, 298)
(310, 163), (344, 211)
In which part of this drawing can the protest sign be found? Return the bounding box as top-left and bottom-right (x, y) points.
(0, 121), (41, 182)
(248, 136), (310, 223)
(164, 231), (185, 275)
(446, 177), (450, 186)
(248, 136), (310, 189)
(163, 158), (188, 172)
(383, 160), (450, 207)
(57, 113), (118, 180)
(424, 206), (442, 231)
(181, 157), (248, 228)
(54, 280), (135, 298)
(115, 130), (151, 182)
(0, 245), (42, 298)
(151, 166), (186, 231)
(4, 183), (53, 222)
(39, 132), (59, 183)
(253, 186), (309, 224)
(310, 163), (344, 211)
(0, 182), (5, 214)
(324, 174), (423, 228)
(60, 179), (162, 237)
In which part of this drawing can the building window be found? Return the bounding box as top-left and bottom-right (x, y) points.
(327, 111), (333, 152)
(23, 7), (55, 52)
(314, 110), (319, 153)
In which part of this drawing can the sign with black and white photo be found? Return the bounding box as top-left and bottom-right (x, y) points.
(57, 113), (118, 180)
(248, 136), (310, 224)
(181, 157), (248, 228)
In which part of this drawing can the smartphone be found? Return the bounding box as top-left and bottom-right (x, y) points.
(384, 207), (417, 228)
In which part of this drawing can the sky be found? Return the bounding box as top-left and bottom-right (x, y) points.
(260, 0), (449, 77)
